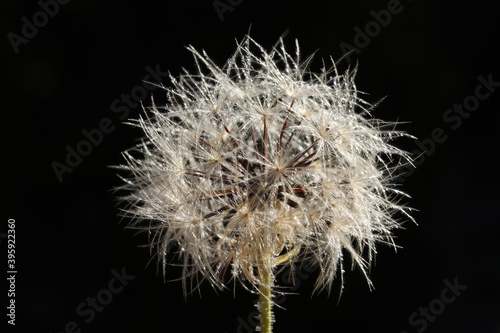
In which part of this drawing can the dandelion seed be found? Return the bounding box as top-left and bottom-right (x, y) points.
(114, 35), (415, 333)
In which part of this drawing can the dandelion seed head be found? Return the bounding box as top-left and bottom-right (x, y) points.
(116, 35), (414, 296)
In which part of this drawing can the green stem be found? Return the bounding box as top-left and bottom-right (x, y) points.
(258, 266), (273, 333)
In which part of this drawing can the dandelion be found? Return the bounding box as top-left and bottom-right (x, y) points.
(115, 35), (414, 332)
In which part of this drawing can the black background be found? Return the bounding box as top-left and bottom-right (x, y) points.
(3, 0), (500, 332)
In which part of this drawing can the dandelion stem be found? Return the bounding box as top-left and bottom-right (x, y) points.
(258, 265), (273, 333)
